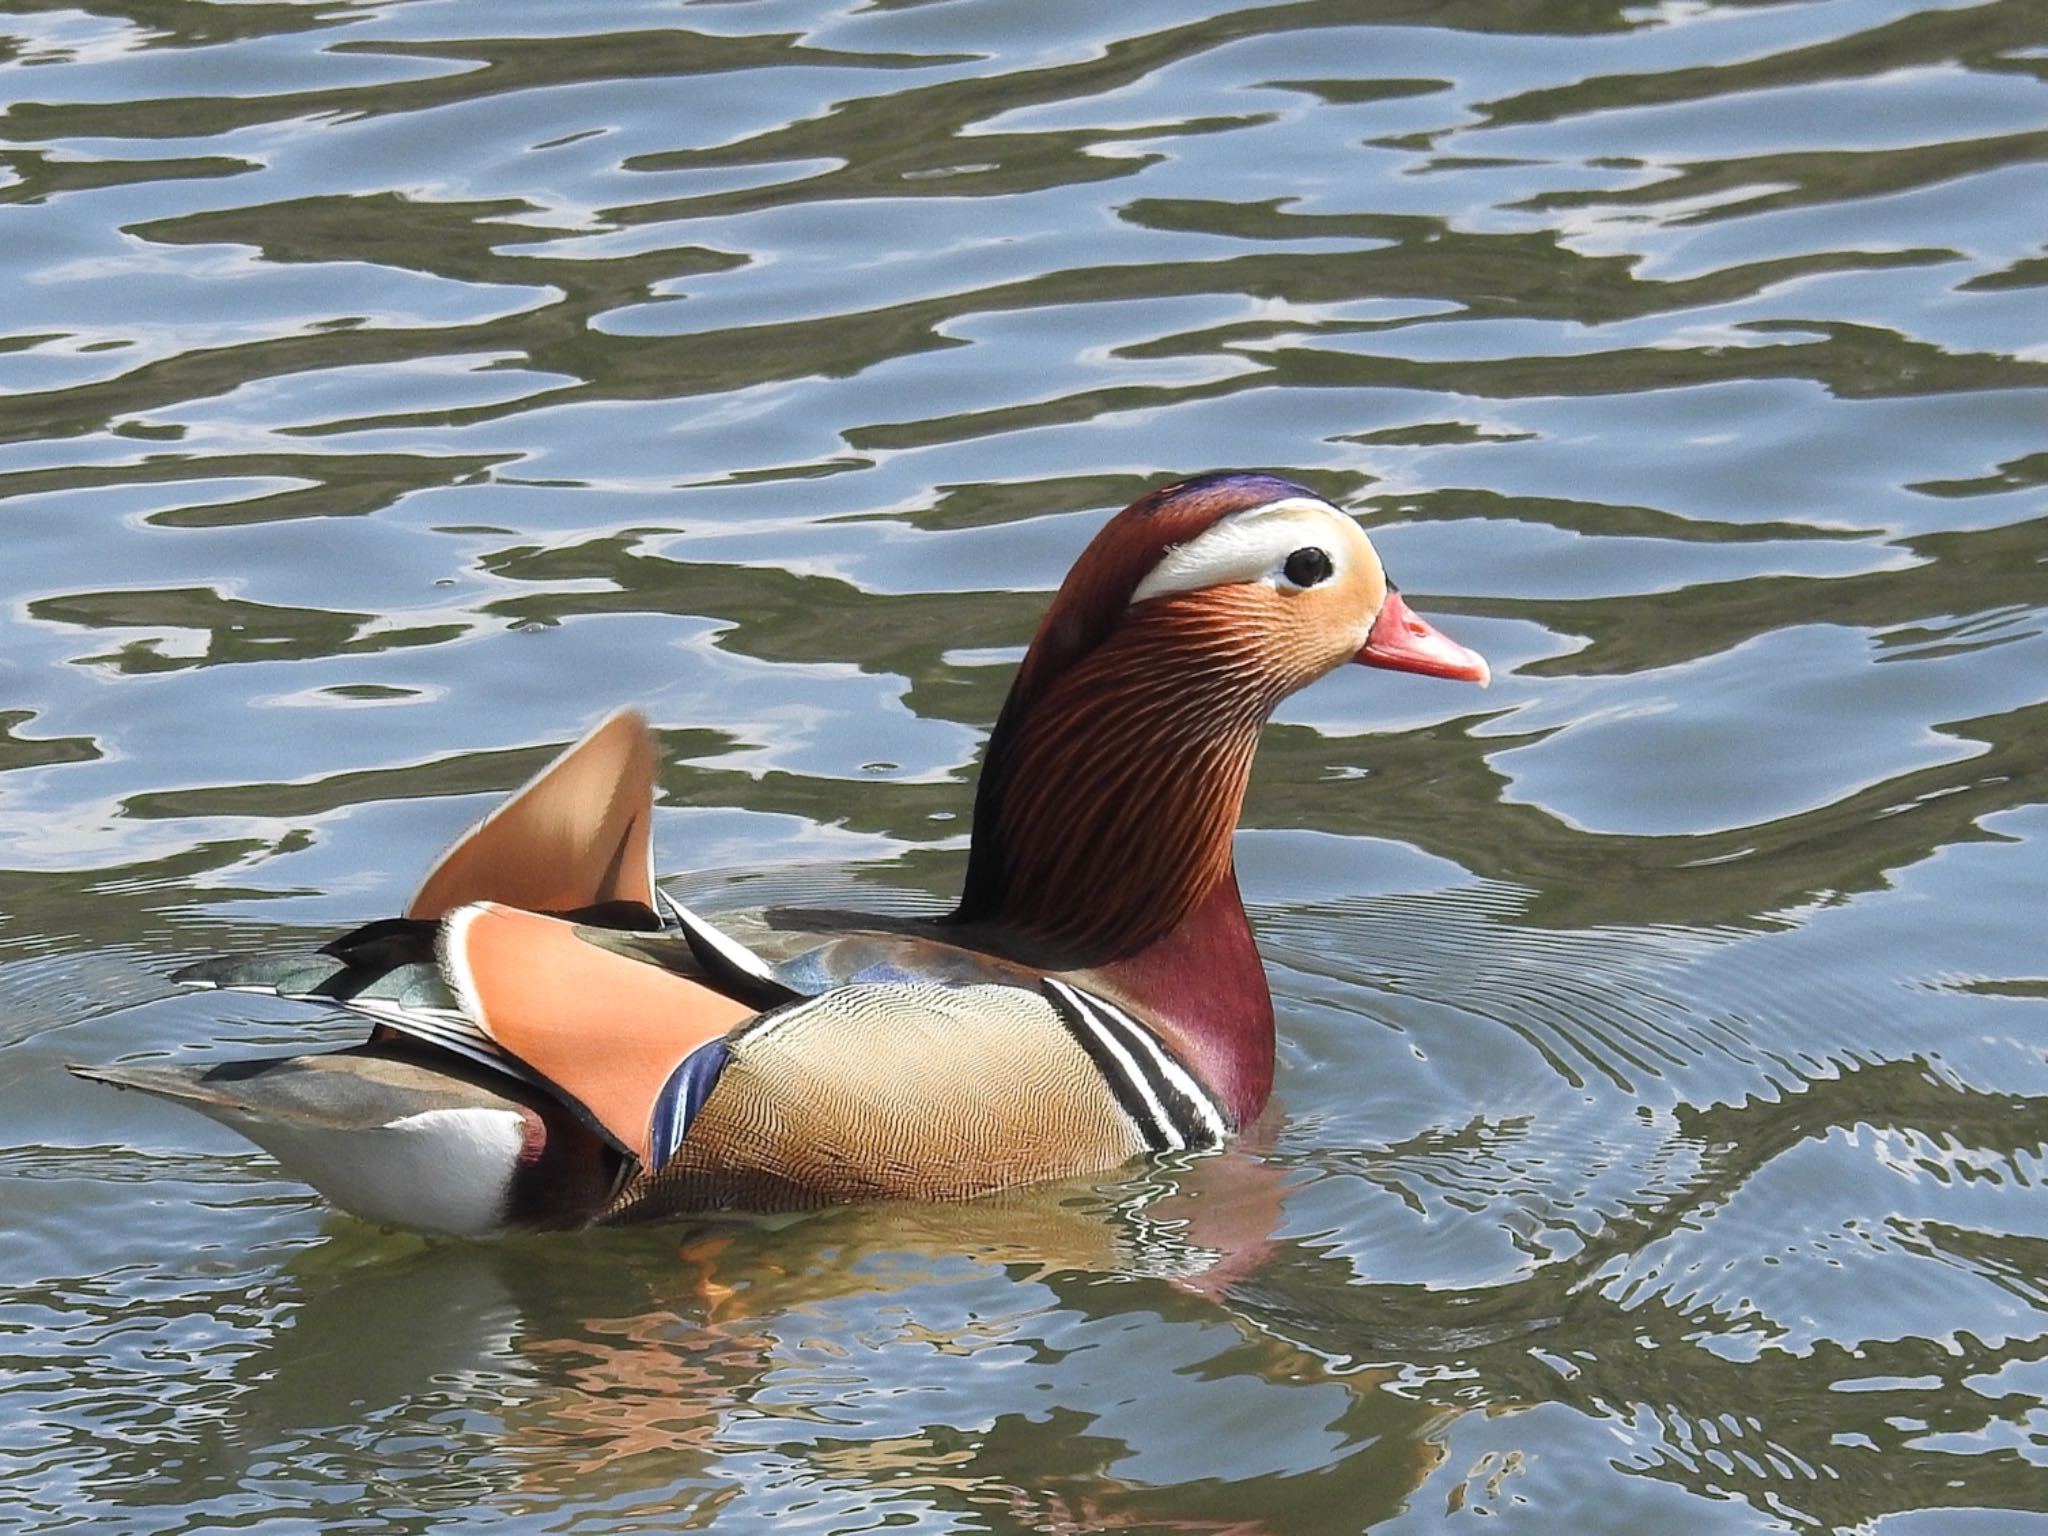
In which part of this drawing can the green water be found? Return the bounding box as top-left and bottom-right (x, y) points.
(3, 1), (2045, 1530)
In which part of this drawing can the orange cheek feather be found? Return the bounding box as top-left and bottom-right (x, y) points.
(1251, 580), (1372, 689)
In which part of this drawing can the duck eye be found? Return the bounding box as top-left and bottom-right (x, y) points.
(1282, 546), (1334, 588)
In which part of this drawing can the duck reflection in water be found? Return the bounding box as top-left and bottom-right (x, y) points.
(204, 1138), (1464, 1532)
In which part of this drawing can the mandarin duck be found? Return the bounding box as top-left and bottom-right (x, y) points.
(71, 473), (1487, 1235)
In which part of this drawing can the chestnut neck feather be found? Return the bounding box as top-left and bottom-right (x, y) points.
(951, 588), (1295, 1122)
(948, 475), (1333, 1122)
(955, 589), (1295, 963)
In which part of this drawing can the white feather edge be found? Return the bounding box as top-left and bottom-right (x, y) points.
(657, 887), (781, 986)
(353, 997), (540, 1087)
(439, 902), (492, 1031)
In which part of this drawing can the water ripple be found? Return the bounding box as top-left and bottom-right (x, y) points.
(3, 0), (2045, 1531)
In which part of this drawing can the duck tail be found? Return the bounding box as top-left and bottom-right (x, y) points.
(65, 1052), (604, 1235)
(67, 1060), (242, 1114)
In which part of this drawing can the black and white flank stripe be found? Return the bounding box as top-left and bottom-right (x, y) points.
(1041, 979), (1230, 1153)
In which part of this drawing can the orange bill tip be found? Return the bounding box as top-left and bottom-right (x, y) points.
(1355, 590), (1490, 686)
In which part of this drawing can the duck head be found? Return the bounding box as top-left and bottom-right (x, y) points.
(954, 470), (1487, 966)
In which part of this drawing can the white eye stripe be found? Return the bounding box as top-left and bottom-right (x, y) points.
(1129, 497), (1355, 604)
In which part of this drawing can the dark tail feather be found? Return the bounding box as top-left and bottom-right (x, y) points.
(173, 944), (454, 1013)
(174, 899), (664, 1008)
(67, 1060), (233, 1112)
(175, 950), (364, 997)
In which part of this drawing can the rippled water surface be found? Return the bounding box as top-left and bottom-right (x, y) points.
(4, 0), (2047, 1530)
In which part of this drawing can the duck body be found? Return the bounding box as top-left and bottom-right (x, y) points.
(73, 473), (1487, 1235)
